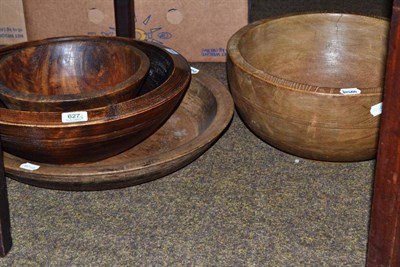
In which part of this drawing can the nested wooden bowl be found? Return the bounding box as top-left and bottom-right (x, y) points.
(4, 71), (235, 190)
(227, 13), (388, 162)
(0, 37), (191, 164)
(0, 36), (150, 112)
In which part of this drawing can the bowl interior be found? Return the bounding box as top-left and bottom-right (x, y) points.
(0, 39), (187, 127)
(0, 40), (144, 96)
(238, 13), (388, 89)
(136, 44), (173, 97)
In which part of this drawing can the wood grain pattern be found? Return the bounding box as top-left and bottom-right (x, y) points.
(367, 0), (400, 265)
(0, 36), (150, 111)
(227, 13), (388, 162)
(0, 138), (12, 256)
(3, 71), (234, 191)
(0, 38), (191, 164)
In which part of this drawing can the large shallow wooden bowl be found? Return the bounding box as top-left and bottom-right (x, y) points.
(0, 36), (150, 112)
(0, 37), (191, 164)
(227, 13), (388, 162)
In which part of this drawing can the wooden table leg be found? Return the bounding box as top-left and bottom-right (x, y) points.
(367, 0), (400, 265)
(0, 138), (12, 256)
(114, 0), (135, 38)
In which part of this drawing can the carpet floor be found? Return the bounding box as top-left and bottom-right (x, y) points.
(1, 62), (375, 266)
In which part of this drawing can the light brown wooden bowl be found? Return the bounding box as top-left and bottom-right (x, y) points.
(0, 36), (150, 112)
(227, 13), (388, 162)
(0, 37), (191, 164)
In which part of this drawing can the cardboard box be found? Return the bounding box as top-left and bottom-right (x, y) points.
(4, 0), (248, 62)
(135, 0), (249, 62)
(23, 0), (116, 40)
(0, 0), (27, 45)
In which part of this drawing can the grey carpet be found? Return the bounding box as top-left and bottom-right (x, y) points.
(1, 63), (375, 266)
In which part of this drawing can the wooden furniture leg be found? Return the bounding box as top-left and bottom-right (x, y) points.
(0, 138), (12, 256)
(367, 0), (400, 265)
(114, 0), (135, 38)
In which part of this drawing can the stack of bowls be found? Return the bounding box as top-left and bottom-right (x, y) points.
(0, 36), (191, 164)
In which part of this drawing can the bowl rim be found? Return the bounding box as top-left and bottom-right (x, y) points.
(0, 36), (151, 105)
(0, 36), (191, 128)
(227, 12), (387, 96)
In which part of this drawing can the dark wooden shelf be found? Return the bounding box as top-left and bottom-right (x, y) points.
(0, 137), (12, 256)
(114, 0), (135, 38)
(367, 0), (400, 265)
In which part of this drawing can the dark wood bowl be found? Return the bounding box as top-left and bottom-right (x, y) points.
(3, 71), (234, 191)
(0, 37), (191, 164)
(227, 13), (388, 162)
(0, 36), (150, 112)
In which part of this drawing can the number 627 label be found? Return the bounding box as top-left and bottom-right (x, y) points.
(61, 111), (88, 123)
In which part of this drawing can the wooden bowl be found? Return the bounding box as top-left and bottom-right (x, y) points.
(0, 37), (191, 164)
(4, 71), (234, 191)
(227, 13), (389, 162)
(0, 36), (150, 111)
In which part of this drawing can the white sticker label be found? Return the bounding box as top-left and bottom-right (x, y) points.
(340, 88), (361, 95)
(20, 162), (40, 171)
(165, 48), (178, 55)
(370, 102), (383, 117)
(190, 67), (200, 74)
(61, 111), (88, 123)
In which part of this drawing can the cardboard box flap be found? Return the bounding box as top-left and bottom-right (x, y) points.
(135, 0), (248, 62)
(0, 0), (27, 45)
(23, 0), (116, 40)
